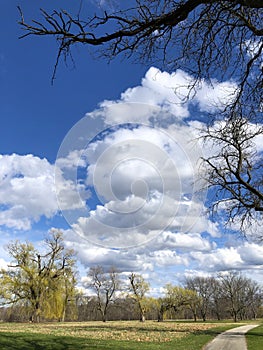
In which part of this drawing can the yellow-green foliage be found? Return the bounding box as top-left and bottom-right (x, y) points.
(0, 230), (77, 322)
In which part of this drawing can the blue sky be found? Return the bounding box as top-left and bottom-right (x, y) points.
(1, 0), (146, 160)
(1, 1), (263, 294)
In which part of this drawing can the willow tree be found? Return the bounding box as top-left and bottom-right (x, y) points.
(18, 1), (263, 231)
(158, 284), (200, 321)
(0, 230), (77, 322)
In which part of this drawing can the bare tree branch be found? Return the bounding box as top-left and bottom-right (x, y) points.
(201, 116), (263, 230)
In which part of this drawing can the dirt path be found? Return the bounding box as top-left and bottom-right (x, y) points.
(203, 324), (259, 350)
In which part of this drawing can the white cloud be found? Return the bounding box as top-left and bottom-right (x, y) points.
(119, 68), (193, 118)
(55, 150), (87, 169)
(238, 243), (263, 266)
(2, 65), (261, 293)
(0, 154), (57, 230)
(62, 117), (213, 248)
(158, 231), (215, 251)
(190, 242), (263, 273)
(150, 250), (188, 267)
(244, 39), (263, 59)
(85, 125), (198, 199)
(194, 79), (237, 113)
(53, 66), (241, 250)
(64, 227), (213, 272)
(95, 67), (238, 125)
(191, 247), (244, 271)
(57, 227), (263, 294)
(0, 258), (8, 270)
(0, 154), (87, 230)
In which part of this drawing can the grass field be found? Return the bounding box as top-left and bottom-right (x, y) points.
(0, 320), (260, 350)
(246, 322), (263, 350)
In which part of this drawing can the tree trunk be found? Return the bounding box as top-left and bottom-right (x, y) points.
(140, 314), (145, 322)
(31, 301), (41, 323)
(60, 306), (66, 322)
(201, 310), (206, 322)
(102, 310), (107, 322)
(158, 311), (164, 322)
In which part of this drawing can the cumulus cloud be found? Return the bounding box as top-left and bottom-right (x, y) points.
(64, 227), (214, 273)
(190, 242), (263, 273)
(128, 67), (237, 116)
(93, 67), (237, 125)
(0, 154), (57, 230)
(2, 65), (261, 292)
(57, 117), (211, 247)
(0, 154), (87, 230)
(62, 226), (263, 294)
(58, 60), (263, 290)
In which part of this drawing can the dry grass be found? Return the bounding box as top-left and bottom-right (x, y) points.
(0, 320), (227, 342)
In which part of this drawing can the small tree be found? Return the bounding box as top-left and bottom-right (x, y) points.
(0, 230), (77, 322)
(129, 273), (150, 322)
(88, 265), (120, 322)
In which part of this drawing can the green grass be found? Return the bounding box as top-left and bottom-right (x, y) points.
(0, 321), (245, 350)
(246, 322), (263, 350)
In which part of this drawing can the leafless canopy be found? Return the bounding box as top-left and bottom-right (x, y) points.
(88, 265), (120, 322)
(201, 116), (263, 231)
(18, 1), (263, 100)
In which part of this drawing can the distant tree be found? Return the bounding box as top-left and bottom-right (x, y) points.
(18, 1), (263, 233)
(219, 272), (262, 322)
(0, 230), (77, 323)
(145, 297), (161, 320)
(186, 290), (201, 322)
(209, 278), (226, 321)
(246, 280), (263, 319)
(129, 273), (150, 322)
(88, 265), (120, 322)
(185, 276), (216, 321)
(158, 284), (200, 321)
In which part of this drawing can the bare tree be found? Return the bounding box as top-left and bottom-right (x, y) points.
(18, 1), (262, 106)
(218, 271), (261, 322)
(201, 116), (263, 231)
(186, 276), (217, 321)
(88, 265), (120, 322)
(246, 280), (263, 319)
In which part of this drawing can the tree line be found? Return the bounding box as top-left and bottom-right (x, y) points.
(0, 232), (262, 323)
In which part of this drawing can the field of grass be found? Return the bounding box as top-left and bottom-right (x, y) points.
(246, 322), (263, 350)
(0, 320), (256, 350)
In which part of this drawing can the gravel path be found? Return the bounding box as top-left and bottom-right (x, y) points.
(203, 324), (259, 350)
